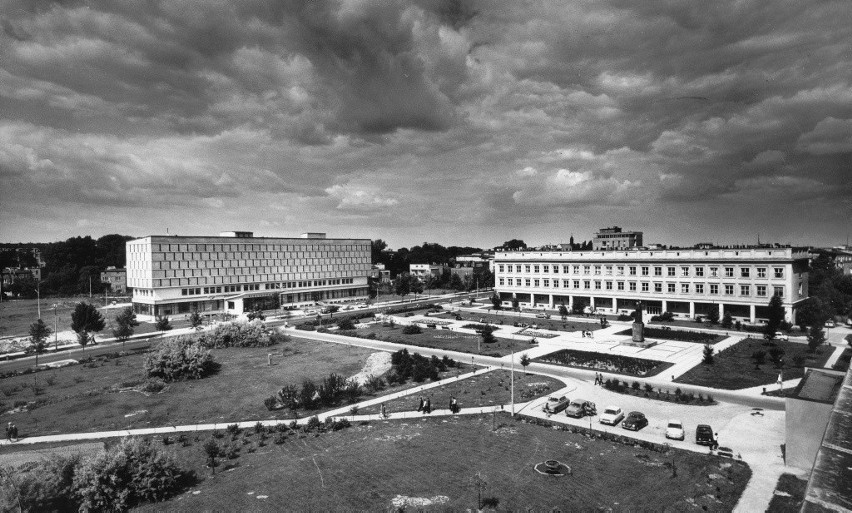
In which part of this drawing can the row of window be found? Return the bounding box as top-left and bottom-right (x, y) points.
(180, 278), (357, 296)
(497, 263), (785, 279)
(129, 243), (369, 253)
(498, 278), (784, 297)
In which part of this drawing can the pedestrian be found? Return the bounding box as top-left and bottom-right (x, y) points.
(5, 422), (10, 441)
(425, 398), (431, 414)
(11, 424), (17, 441)
(381, 404), (388, 419)
(416, 396), (424, 412)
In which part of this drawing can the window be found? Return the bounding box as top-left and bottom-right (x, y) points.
(725, 267), (734, 278)
(533, 265), (540, 273)
(667, 267), (676, 277)
(606, 281), (613, 290)
(654, 282), (662, 293)
(710, 267), (718, 277)
(629, 266), (637, 276)
(534, 279), (540, 287)
(543, 265), (549, 273)
(606, 266), (613, 275)
(552, 265), (558, 273)
(584, 280), (590, 289)
(654, 266), (662, 276)
(573, 280), (580, 288)
(525, 279), (531, 286)
(741, 268), (750, 278)
(498, 265), (505, 273)
(724, 284), (734, 295)
(516, 265), (522, 273)
(584, 265), (591, 275)
(641, 266), (649, 276)
(695, 283), (704, 294)
(617, 266), (624, 275)
(641, 282), (649, 292)
(629, 282), (637, 291)
(774, 268), (784, 279)
(525, 265), (531, 273)
(668, 283), (676, 293)
(563, 265), (570, 273)
(543, 279), (549, 287)
(756, 285), (766, 297)
(594, 265), (601, 275)
(681, 266), (690, 277)
(710, 284), (719, 295)
(774, 286), (784, 297)
(563, 279), (570, 288)
(757, 267), (766, 278)
(617, 282), (625, 291)
(695, 267), (704, 277)
(740, 285), (750, 296)
(573, 265), (580, 274)
(681, 283), (690, 294)
(498, 278), (505, 286)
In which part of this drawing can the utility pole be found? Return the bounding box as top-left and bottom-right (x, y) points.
(510, 336), (515, 415)
(53, 304), (58, 350)
(35, 282), (41, 319)
(89, 276), (92, 298)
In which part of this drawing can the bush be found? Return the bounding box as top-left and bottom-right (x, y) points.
(143, 337), (217, 382)
(364, 374), (385, 393)
(305, 415), (322, 432)
(295, 322), (316, 331)
(12, 454), (81, 512)
(617, 314), (633, 321)
(141, 378), (166, 393)
(264, 396), (278, 411)
(402, 324), (422, 335)
(200, 321), (287, 348)
(337, 318), (356, 330)
(74, 437), (190, 511)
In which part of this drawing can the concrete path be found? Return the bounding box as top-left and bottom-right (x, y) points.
(823, 344), (846, 369)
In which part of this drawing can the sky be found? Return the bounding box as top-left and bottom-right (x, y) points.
(1, 0), (851, 250)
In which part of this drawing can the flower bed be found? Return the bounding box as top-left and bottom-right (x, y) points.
(535, 349), (672, 377)
(615, 328), (725, 344)
(517, 329), (559, 339)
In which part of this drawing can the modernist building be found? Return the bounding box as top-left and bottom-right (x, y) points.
(494, 245), (809, 323)
(126, 232), (371, 319)
(593, 227), (643, 250)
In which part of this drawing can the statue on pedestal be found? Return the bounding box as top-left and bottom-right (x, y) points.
(632, 301), (645, 343)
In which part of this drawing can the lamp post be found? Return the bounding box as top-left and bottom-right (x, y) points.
(52, 303), (58, 350)
(34, 282), (41, 319)
(510, 336), (515, 416)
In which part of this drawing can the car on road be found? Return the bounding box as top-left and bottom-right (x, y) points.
(665, 420), (685, 441)
(622, 411), (648, 431)
(543, 396), (570, 414)
(599, 406), (625, 426)
(715, 446), (734, 458)
(824, 319), (836, 328)
(773, 331), (789, 342)
(536, 312), (550, 319)
(565, 399), (597, 418)
(695, 424), (717, 447)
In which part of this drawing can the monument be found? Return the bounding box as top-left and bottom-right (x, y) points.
(632, 301), (645, 343)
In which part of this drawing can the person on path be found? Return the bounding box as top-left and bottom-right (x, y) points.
(5, 423), (10, 441)
(425, 398), (432, 414)
(380, 404), (388, 419)
(416, 396), (424, 412)
(10, 423), (17, 441)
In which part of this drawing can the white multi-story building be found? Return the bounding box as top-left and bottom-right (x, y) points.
(126, 231), (371, 319)
(593, 226), (643, 250)
(494, 245), (809, 323)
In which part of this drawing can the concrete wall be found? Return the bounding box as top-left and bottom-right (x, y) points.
(786, 398), (833, 470)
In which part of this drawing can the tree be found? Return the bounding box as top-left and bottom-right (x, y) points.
(246, 306), (265, 321)
(481, 328), (497, 345)
(189, 310), (203, 330)
(501, 239), (526, 250)
(449, 273), (464, 291)
(155, 316), (172, 332)
(720, 312), (733, 329)
(511, 296), (520, 312)
(796, 297), (831, 331)
(71, 302), (105, 351)
(558, 303), (568, 321)
(490, 293), (502, 310)
(203, 438), (219, 474)
(751, 350), (766, 368)
(807, 324), (826, 352)
(520, 353), (530, 373)
(702, 344), (714, 365)
(394, 273), (411, 300)
(409, 276), (424, 300)
(28, 318), (51, 368)
(112, 307), (139, 348)
(706, 306), (720, 325)
(763, 295), (786, 340)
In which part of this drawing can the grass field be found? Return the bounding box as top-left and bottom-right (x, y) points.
(355, 324), (525, 357)
(675, 338), (833, 389)
(362, 370), (563, 415)
(122, 414), (751, 511)
(433, 309), (608, 333)
(766, 473), (807, 512)
(0, 338), (400, 438)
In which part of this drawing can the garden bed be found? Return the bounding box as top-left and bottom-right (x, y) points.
(601, 379), (716, 405)
(674, 338), (834, 390)
(350, 325), (522, 357)
(615, 328), (726, 344)
(534, 349), (673, 377)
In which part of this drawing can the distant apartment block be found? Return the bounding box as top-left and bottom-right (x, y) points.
(494, 245), (809, 323)
(126, 231), (371, 319)
(593, 227), (643, 250)
(409, 263), (446, 280)
(100, 266), (127, 294)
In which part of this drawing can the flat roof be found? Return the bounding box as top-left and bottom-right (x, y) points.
(131, 235), (370, 242)
(791, 369), (845, 404)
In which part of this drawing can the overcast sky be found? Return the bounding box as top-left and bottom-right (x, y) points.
(1, 0), (850, 249)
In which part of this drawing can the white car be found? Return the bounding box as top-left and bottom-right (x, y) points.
(599, 406), (625, 426)
(773, 331), (789, 342)
(665, 420), (685, 441)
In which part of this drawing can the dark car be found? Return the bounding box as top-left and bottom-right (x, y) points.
(565, 399), (597, 418)
(543, 396), (570, 414)
(695, 425), (717, 447)
(622, 411), (648, 431)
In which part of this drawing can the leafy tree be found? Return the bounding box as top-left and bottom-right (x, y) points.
(394, 273), (411, 299)
(751, 350), (766, 367)
(558, 303), (568, 321)
(28, 318), (51, 367)
(807, 324), (826, 352)
(502, 239), (526, 250)
(763, 295), (786, 339)
(189, 310), (203, 329)
(370, 239), (388, 264)
(337, 318), (356, 330)
(409, 276), (424, 299)
(720, 312), (733, 329)
(143, 336), (217, 381)
(300, 379), (318, 410)
(706, 306), (720, 325)
(112, 307), (139, 348)
(246, 306), (266, 321)
(203, 439), (219, 474)
(520, 353), (530, 373)
(769, 347), (785, 369)
(796, 297), (831, 331)
(490, 293), (502, 310)
(10, 453), (81, 512)
(155, 315), (173, 332)
(449, 273), (464, 291)
(511, 296), (520, 311)
(481, 328), (497, 345)
(71, 302), (105, 351)
(702, 344), (714, 365)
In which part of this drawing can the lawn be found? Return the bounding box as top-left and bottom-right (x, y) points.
(434, 309), (607, 333)
(674, 338), (834, 390)
(0, 337), (393, 438)
(614, 327), (726, 344)
(535, 349), (674, 377)
(126, 414), (750, 511)
(361, 370), (563, 415)
(766, 473), (807, 512)
(353, 324), (524, 357)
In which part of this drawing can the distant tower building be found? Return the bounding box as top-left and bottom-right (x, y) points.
(593, 227), (643, 250)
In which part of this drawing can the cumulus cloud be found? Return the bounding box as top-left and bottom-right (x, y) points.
(796, 117), (852, 155)
(511, 168), (636, 207)
(325, 184), (400, 211)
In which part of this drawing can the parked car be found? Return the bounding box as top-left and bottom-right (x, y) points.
(665, 420), (685, 440)
(543, 396), (570, 414)
(715, 446), (734, 458)
(536, 312), (550, 319)
(599, 406), (625, 426)
(565, 399), (597, 418)
(773, 332), (789, 342)
(824, 319), (836, 328)
(695, 424), (717, 447)
(622, 411), (648, 431)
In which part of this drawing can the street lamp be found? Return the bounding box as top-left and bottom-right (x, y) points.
(510, 336), (515, 416)
(34, 282), (41, 319)
(52, 303), (58, 350)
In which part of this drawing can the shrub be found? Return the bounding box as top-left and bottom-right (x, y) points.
(702, 344), (714, 365)
(618, 314), (633, 321)
(264, 396), (278, 411)
(337, 318), (356, 330)
(295, 322), (316, 331)
(631, 381), (640, 390)
(305, 415), (322, 432)
(644, 383), (653, 393)
(74, 437), (190, 511)
(200, 321), (286, 348)
(364, 374), (385, 393)
(141, 378), (166, 393)
(12, 453), (81, 512)
(143, 337), (217, 382)
(402, 324), (422, 335)
(226, 423), (240, 436)
(273, 432), (287, 445)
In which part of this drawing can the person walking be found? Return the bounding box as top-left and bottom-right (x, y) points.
(416, 396), (424, 412)
(425, 398), (432, 414)
(5, 423), (10, 442)
(10, 423), (17, 441)
(380, 404), (388, 419)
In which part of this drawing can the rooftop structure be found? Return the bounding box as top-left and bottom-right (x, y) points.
(593, 226), (643, 250)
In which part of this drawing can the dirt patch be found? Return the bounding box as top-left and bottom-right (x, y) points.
(349, 352), (392, 385)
